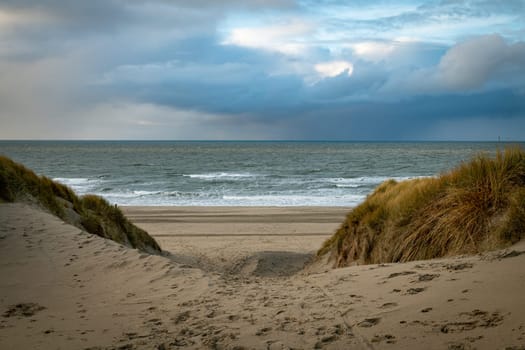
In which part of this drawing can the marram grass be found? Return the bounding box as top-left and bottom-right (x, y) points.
(0, 155), (161, 254)
(318, 147), (525, 267)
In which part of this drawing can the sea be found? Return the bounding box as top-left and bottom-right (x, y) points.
(0, 141), (520, 207)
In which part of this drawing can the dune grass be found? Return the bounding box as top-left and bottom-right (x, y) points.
(80, 194), (161, 253)
(318, 147), (525, 267)
(0, 155), (161, 254)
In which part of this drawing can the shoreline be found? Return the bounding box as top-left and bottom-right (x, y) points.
(122, 206), (350, 274)
(122, 206), (351, 223)
(121, 206), (350, 239)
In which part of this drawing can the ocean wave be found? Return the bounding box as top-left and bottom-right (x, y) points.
(133, 190), (162, 196)
(221, 194), (364, 206)
(334, 184), (360, 188)
(183, 172), (260, 180)
(54, 177), (93, 186)
(91, 189), (163, 198)
(53, 177), (102, 193)
(86, 188), (364, 206)
(53, 175), (429, 206)
(327, 176), (428, 187)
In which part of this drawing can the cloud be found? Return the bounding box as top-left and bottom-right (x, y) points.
(0, 1), (524, 140)
(0, 51), (93, 128)
(378, 35), (525, 97)
(294, 89), (525, 140)
(424, 115), (525, 141)
(51, 102), (294, 140)
(438, 34), (525, 90)
(0, 0), (295, 29)
(314, 60), (353, 78)
(311, 1), (419, 21)
(0, 0), (295, 61)
(222, 20), (313, 55)
(349, 41), (396, 63)
(102, 61), (260, 86)
(311, 0), (525, 48)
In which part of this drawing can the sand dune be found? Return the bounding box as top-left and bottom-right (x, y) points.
(1, 203), (525, 349)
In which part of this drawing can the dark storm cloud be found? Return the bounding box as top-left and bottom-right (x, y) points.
(0, 0), (524, 140)
(100, 34), (524, 115)
(291, 89), (525, 140)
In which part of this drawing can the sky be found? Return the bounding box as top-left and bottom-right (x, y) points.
(0, 0), (524, 141)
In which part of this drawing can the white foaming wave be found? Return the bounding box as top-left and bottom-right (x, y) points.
(94, 190), (363, 206)
(76, 175), (431, 206)
(133, 190), (162, 196)
(93, 189), (217, 205)
(91, 190), (162, 199)
(328, 175), (429, 188)
(335, 184), (360, 188)
(53, 177), (102, 193)
(54, 177), (93, 186)
(183, 172), (258, 180)
(221, 194), (364, 206)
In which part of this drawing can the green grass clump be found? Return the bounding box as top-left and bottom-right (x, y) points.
(0, 156), (69, 218)
(80, 195), (161, 253)
(0, 155), (161, 254)
(318, 147), (525, 267)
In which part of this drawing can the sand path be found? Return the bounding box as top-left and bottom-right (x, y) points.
(1, 203), (525, 349)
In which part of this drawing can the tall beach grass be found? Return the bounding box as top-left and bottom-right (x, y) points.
(0, 155), (161, 254)
(318, 147), (525, 267)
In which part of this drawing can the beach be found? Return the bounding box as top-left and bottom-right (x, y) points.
(1, 203), (525, 349)
(122, 206), (349, 275)
(2, 0), (525, 347)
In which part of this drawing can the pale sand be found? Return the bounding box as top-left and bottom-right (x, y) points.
(122, 206), (350, 274)
(1, 203), (525, 349)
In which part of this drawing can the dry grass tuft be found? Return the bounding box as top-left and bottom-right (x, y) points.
(0, 155), (161, 254)
(79, 194), (161, 253)
(318, 146), (525, 267)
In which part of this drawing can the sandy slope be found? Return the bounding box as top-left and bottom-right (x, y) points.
(1, 203), (525, 349)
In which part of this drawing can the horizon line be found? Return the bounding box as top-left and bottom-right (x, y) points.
(0, 139), (524, 143)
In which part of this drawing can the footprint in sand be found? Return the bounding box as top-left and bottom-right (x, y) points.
(446, 263), (473, 271)
(173, 311), (190, 324)
(357, 317), (381, 328)
(371, 334), (396, 344)
(255, 326), (272, 336)
(417, 274), (440, 282)
(447, 342), (470, 350)
(439, 309), (504, 333)
(227, 314), (240, 321)
(387, 271), (416, 279)
(380, 302), (398, 309)
(406, 287), (426, 295)
(3, 303), (46, 318)
(313, 334), (339, 349)
(266, 340), (289, 350)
